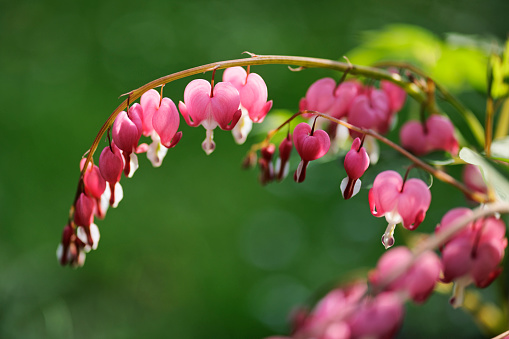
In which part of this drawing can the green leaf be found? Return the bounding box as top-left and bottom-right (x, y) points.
(490, 39), (509, 98)
(490, 137), (509, 162)
(459, 147), (509, 202)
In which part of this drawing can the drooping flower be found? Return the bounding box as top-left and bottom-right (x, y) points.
(381, 70), (406, 114)
(98, 143), (124, 207)
(179, 79), (241, 154)
(340, 137), (370, 199)
(299, 78), (361, 119)
(112, 104), (143, 176)
(347, 292), (404, 339)
(436, 208), (507, 308)
(223, 66), (273, 144)
(369, 246), (441, 304)
(348, 88), (392, 138)
(57, 224), (86, 267)
(462, 164), (488, 196)
(139, 89), (182, 167)
(400, 115), (459, 156)
(369, 170), (431, 249)
(293, 121), (331, 183)
(275, 133), (293, 181)
(258, 144), (275, 185)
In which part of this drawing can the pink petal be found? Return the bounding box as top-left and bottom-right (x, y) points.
(301, 78), (336, 113)
(398, 178), (431, 230)
(140, 89), (161, 136)
(211, 82), (241, 130)
(399, 121), (429, 155)
(152, 97), (180, 148)
(370, 170), (403, 216)
(222, 66), (247, 89)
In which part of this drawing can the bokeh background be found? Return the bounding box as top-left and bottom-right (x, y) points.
(1, 0), (509, 338)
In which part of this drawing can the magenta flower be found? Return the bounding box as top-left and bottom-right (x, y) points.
(369, 170), (431, 249)
(369, 246), (441, 304)
(258, 144), (275, 185)
(436, 208), (507, 307)
(340, 137), (370, 199)
(275, 133), (293, 181)
(380, 70), (406, 114)
(299, 78), (361, 119)
(347, 292), (404, 339)
(293, 282), (367, 339)
(462, 164), (488, 196)
(293, 122), (331, 183)
(112, 104), (143, 177)
(80, 159), (107, 219)
(223, 66), (273, 144)
(57, 224), (86, 267)
(179, 79), (241, 154)
(139, 89), (182, 167)
(99, 143), (124, 207)
(400, 115), (459, 156)
(347, 88), (391, 137)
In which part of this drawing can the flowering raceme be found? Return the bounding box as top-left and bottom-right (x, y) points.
(436, 208), (507, 308)
(58, 51), (509, 339)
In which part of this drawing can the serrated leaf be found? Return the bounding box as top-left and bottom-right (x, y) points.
(459, 147), (509, 202)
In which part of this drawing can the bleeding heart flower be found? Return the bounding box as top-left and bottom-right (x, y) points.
(340, 137), (370, 199)
(436, 208), (507, 308)
(348, 88), (391, 138)
(223, 67), (273, 144)
(369, 170), (431, 249)
(179, 79), (241, 154)
(400, 115), (458, 156)
(275, 133), (293, 181)
(369, 246), (441, 304)
(293, 122), (331, 183)
(139, 89), (182, 167)
(300, 78), (361, 120)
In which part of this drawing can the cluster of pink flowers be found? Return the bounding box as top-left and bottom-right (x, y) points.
(266, 207), (507, 339)
(436, 208), (507, 307)
(58, 66), (272, 267)
(267, 281), (405, 339)
(59, 57), (508, 339)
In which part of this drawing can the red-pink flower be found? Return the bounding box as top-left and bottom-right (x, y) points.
(369, 246), (441, 304)
(179, 79), (241, 154)
(436, 208), (507, 307)
(462, 164), (487, 196)
(299, 78), (361, 119)
(99, 144), (124, 207)
(347, 292), (404, 339)
(381, 70), (406, 114)
(112, 104), (143, 177)
(223, 67), (273, 144)
(400, 115), (458, 156)
(139, 89), (182, 167)
(293, 122), (331, 183)
(340, 137), (370, 199)
(369, 170), (431, 249)
(275, 134), (293, 181)
(258, 144), (275, 185)
(348, 88), (391, 137)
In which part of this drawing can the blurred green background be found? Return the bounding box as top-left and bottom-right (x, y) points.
(1, 0), (508, 338)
